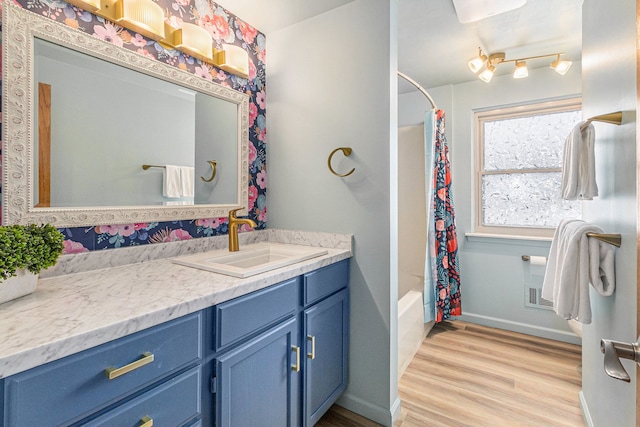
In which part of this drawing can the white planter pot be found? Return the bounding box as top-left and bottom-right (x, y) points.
(0, 269), (38, 304)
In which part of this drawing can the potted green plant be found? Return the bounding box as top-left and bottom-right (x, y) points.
(0, 224), (65, 304)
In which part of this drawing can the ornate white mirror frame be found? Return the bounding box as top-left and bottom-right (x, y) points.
(2, 2), (249, 227)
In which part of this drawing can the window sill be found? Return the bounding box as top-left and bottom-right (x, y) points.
(465, 232), (552, 247)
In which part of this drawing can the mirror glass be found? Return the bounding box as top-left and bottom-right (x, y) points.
(2, 3), (249, 227)
(35, 39), (239, 208)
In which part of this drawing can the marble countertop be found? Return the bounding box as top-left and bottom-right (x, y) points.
(0, 229), (352, 379)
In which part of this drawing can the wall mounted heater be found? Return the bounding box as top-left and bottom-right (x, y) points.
(525, 286), (554, 311)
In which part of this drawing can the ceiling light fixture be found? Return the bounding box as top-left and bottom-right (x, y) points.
(478, 64), (496, 83)
(550, 54), (573, 75)
(468, 47), (487, 73)
(513, 60), (528, 78)
(467, 47), (572, 83)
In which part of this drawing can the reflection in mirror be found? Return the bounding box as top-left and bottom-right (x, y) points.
(34, 38), (238, 208)
(2, 2), (249, 227)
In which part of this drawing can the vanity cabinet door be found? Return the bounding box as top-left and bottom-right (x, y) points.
(303, 288), (349, 427)
(215, 316), (300, 427)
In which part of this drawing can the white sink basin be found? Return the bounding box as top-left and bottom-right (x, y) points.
(172, 243), (328, 278)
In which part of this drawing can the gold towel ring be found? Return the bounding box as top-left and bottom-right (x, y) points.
(328, 147), (355, 177)
(200, 160), (217, 182)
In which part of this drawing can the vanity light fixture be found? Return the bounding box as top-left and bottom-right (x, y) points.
(165, 22), (215, 62)
(65, 0), (165, 40)
(468, 47), (572, 83)
(100, 0), (166, 41)
(212, 44), (250, 79)
(64, 0), (250, 79)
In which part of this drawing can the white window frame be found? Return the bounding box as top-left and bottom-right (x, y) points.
(474, 97), (582, 238)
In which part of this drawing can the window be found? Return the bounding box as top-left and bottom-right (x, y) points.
(475, 98), (582, 237)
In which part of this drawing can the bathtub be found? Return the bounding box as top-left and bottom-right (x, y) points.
(398, 290), (432, 376)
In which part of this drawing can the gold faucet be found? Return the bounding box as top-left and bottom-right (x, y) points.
(228, 208), (257, 252)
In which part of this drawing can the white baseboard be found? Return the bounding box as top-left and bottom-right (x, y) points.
(579, 390), (594, 427)
(458, 312), (582, 345)
(337, 393), (400, 427)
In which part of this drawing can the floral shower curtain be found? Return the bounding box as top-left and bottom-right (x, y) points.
(424, 109), (462, 323)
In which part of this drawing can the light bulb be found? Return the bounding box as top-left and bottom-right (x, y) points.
(551, 56), (572, 75)
(513, 60), (528, 79)
(478, 65), (495, 83)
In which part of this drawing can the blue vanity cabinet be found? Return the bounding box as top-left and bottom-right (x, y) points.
(303, 288), (349, 426)
(209, 259), (350, 427)
(211, 277), (301, 427)
(215, 317), (301, 427)
(302, 260), (350, 426)
(0, 258), (350, 427)
(0, 312), (203, 427)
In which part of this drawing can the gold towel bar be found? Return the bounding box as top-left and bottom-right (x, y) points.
(580, 111), (623, 131)
(142, 164), (164, 170)
(142, 161), (217, 182)
(586, 233), (622, 248)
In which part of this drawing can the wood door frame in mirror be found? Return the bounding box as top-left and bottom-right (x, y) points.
(2, 2), (250, 227)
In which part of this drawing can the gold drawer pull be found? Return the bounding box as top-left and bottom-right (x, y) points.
(307, 335), (316, 360)
(292, 346), (301, 372)
(104, 352), (155, 380)
(140, 416), (153, 427)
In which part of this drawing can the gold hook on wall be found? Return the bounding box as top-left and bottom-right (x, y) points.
(328, 147), (355, 177)
(200, 160), (217, 182)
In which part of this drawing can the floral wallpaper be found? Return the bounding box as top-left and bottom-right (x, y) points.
(0, 0), (267, 253)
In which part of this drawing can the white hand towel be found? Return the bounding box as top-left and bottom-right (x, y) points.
(542, 218), (615, 324)
(561, 122), (598, 200)
(179, 166), (195, 198)
(163, 165), (181, 198)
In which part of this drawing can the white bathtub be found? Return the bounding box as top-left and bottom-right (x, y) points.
(398, 290), (432, 376)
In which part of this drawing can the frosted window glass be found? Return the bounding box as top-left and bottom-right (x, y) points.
(484, 110), (582, 171)
(482, 172), (582, 227)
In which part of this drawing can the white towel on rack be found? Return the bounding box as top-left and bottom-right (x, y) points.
(163, 165), (182, 198)
(542, 219), (615, 324)
(180, 166), (195, 198)
(561, 122), (598, 200)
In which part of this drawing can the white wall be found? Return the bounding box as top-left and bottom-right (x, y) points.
(266, 1), (400, 425)
(398, 125), (425, 299)
(580, 0), (637, 425)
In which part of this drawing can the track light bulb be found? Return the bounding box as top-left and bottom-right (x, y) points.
(468, 48), (487, 74)
(550, 55), (572, 75)
(478, 64), (495, 83)
(513, 60), (528, 79)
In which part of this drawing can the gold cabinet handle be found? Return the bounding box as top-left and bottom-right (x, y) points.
(200, 160), (217, 182)
(307, 335), (316, 360)
(292, 345), (301, 372)
(140, 416), (153, 427)
(104, 352), (155, 380)
(327, 147), (355, 177)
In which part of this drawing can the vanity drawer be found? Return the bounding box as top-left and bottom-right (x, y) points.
(3, 312), (202, 427)
(80, 366), (201, 426)
(304, 259), (349, 306)
(215, 277), (299, 351)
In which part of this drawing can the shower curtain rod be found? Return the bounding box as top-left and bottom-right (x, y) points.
(397, 71), (437, 110)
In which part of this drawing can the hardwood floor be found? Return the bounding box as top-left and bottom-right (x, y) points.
(317, 321), (584, 427)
